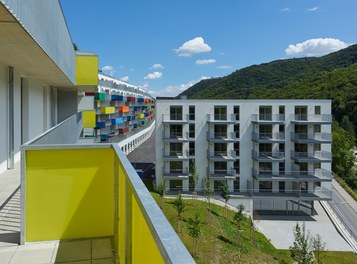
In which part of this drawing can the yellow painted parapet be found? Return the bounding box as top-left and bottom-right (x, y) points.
(82, 110), (96, 128)
(76, 53), (98, 85)
(25, 148), (114, 241)
(136, 113), (144, 119)
(101, 107), (115, 114)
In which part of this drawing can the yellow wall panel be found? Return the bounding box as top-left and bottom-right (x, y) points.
(82, 110), (96, 128)
(26, 148), (114, 241)
(101, 107), (115, 114)
(76, 55), (98, 85)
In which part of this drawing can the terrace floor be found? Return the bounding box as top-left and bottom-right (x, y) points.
(0, 163), (115, 264)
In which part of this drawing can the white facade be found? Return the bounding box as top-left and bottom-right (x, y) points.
(155, 99), (332, 213)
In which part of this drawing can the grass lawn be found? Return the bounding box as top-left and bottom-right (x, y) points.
(151, 193), (357, 264)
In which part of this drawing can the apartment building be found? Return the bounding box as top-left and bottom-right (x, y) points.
(155, 99), (332, 213)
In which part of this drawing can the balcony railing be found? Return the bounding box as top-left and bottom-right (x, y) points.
(163, 132), (188, 141)
(163, 168), (190, 177)
(291, 132), (332, 142)
(207, 114), (239, 123)
(252, 150), (285, 160)
(162, 114), (188, 123)
(251, 114), (284, 123)
(252, 168), (332, 181)
(207, 131), (237, 141)
(207, 149), (237, 160)
(208, 169), (236, 178)
(253, 187), (332, 199)
(291, 150), (332, 161)
(21, 112), (194, 263)
(252, 132), (285, 141)
(163, 149), (189, 159)
(290, 114), (332, 123)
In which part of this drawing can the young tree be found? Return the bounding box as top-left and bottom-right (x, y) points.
(172, 192), (186, 233)
(311, 234), (326, 264)
(289, 222), (314, 264)
(156, 182), (166, 209)
(220, 182), (230, 218)
(204, 175), (213, 223)
(189, 159), (200, 204)
(186, 213), (202, 258)
(249, 217), (256, 245)
(233, 203), (245, 248)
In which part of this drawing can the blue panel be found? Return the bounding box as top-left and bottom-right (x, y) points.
(111, 118), (123, 125)
(137, 98), (144, 102)
(96, 121), (106, 128)
(111, 94), (124, 101)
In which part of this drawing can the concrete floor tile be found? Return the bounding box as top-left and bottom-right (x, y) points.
(55, 261), (91, 264)
(52, 240), (91, 263)
(92, 238), (113, 259)
(92, 259), (115, 264)
(0, 246), (17, 264)
(10, 243), (55, 264)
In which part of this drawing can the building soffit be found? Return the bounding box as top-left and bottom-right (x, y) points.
(0, 3), (75, 87)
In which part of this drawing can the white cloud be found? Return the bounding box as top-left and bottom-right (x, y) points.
(150, 64), (164, 70)
(101, 65), (115, 76)
(148, 76), (210, 97)
(281, 7), (291, 12)
(195, 59), (216, 65)
(307, 6), (319, 12)
(129, 68), (134, 72)
(144, 71), (162, 80)
(217, 65), (231, 69)
(120, 76), (129, 82)
(285, 38), (351, 56)
(218, 52), (225, 56)
(174, 37), (212, 57)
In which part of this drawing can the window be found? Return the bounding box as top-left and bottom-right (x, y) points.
(279, 162), (285, 173)
(234, 161), (240, 174)
(279, 105), (285, 115)
(259, 162), (272, 174)
(234, 106), (240, 121)
(214, 143), (227, 155)
(279, 143), (285, 153)
(259, 106), (272, 120)
(189, 105), (195, 120)
(279, 125), (284, 133)
(314, 125), (321, 133)
(259, 124), (272, 138)
(299, 163), (308, 174)
(189, 124), (195, 138)
(295, 143), (307, 153)
(234, 142), (240, 156)
(170, 143), (182, 156)
(295, 106), (307, 120)
(314, 144), (321, 151)
(214, 124), (227, 137)
(295, 125), (308, 134)
(234, 124), (240, 138)
(315, 106), (321, 115)
(214, 106), (227, 120)
(279, 181), (285, 193)
(234, 179), (240, 192)
(259, 181), (272, 192)
(301, 181), (308, 192)
(170, 161), (183, 172)
(189, 142), (195, 156)
(214, 180), (224, 191)
(170, 180), (182, 190)
(259, 143), (272, 154)
(170, 124), (182, 138)
(214, 162), (227, 173)
(170, 106), (182, 120)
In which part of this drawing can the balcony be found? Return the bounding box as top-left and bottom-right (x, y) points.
(290, 114), (332, 124)
(207, 114), (239, 124)
(162, 114), (189, 124)
(163, 169), (190, 179)
(207, 131), (238, 142)
(253, 187), (332, 200)
(291, 132), (332, 143)
(251, 114), (284, 124)
(21, 112), (194, 263)
(163, 149), (189, 160)
(252, 150), (285, 162)
(252, 168), (332, 182)
(208, 169), (237, 179)
(291, 150), (332, 163)
(252, 132), (285, 143)
(207, 150), (237, 161)
(163, 132), (189, 142)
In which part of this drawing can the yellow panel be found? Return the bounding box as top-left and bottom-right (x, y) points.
(136, 113), (144, 119)
(26, 148), (114, 241)
(76, 55), (98, 85)
(82, 110), (96, 128)
(101, 107), (115, 114)
(132, 194), (164, 264)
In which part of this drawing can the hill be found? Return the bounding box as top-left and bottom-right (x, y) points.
(179, 44), (357, 133)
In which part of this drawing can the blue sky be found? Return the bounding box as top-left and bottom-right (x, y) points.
(60, 0), (357, 97)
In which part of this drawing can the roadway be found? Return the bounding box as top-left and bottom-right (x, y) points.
(328, 180), (357, 244)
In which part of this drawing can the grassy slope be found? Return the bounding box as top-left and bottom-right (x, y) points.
(151, 193), (357, 264)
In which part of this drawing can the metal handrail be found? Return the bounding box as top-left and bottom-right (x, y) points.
(290, 114), (332, 122)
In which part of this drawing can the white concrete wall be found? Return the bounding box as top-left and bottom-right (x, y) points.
(156, 99), (332, 210)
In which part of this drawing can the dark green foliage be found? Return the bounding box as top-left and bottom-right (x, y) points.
(179, 44), (357, 137)
(186, 213), (202, 257)
(172, 192), (186, 232)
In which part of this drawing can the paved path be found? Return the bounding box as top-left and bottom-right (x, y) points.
(254, 201), (353, 251)
(127, 131), (155, 163)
